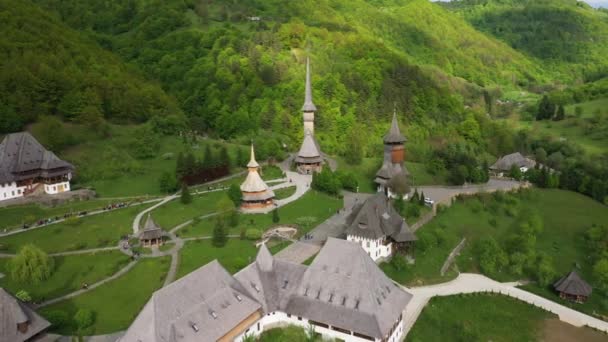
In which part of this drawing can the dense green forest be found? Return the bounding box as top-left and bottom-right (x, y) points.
(0, 0), (607, 202)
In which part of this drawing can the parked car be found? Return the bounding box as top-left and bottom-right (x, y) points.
(424, 197), (434, 206)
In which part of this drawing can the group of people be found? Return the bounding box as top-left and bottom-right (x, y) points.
(103, 202), (129, 211)
(20, 201), (132, 230)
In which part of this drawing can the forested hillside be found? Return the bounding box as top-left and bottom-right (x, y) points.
(0, 0), (181, 135)
(444, 0), (608, 81)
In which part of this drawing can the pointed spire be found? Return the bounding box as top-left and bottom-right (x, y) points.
(383, 108), (406, 144)
(144, 214), (161, 231)
(247, 143), (259, 169)
(256, 243), (274, 272)
(301, 57), (317, 112)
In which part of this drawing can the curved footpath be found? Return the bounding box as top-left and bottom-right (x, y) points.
(401, 273), (608, 337)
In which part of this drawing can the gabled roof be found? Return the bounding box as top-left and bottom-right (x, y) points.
(0, 132), (74, 183)
(286, 238), (412, 338)
(301, 57), (317, 113)
(490, 152), (536, 171)
(383, 111), (406, 144)
(120, 261), (262, 342)
(345, 193), (415, 242)
(554, 271), (592, 297)
(295, 132), (322, 163)
(374, 162), (409, 185)
(140, 215), (164, 240)
(0, 288), (51, 342)
(123, 239), (414, 341)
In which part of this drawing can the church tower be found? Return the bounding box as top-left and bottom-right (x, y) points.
(374, 109), (409, 197)
(301, 57), (316, 135)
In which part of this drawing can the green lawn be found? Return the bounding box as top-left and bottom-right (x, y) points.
(0, 251), (129, 302)
(0, 204), (151, 253)
(259, 326), (331, 342)
(39, 257), (169, 335)
(0, 199), (121, 231)
(178, 190), (343, 238)
(273, 186), (297, 200)
(383, 189), (608, 289)
(56, 124), (247, 197)
(149, 190), (228, 230)
(260, 164), (285, 181)
(177, 239), (257, 278)
(406, 294), (552, 342)
(517, 118), (607, 155)
(565, 98), (608, 117)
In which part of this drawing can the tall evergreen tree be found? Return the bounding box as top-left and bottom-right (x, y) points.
(419, 191), (426, 206)
(180, 182), (192, 204)
(537, 95), (555, 120)
(212, 219), (227, 247)
(176, 152), (185, 179)
(202, 144), (215, 168)
(555, 105), (566, 121)
(219, 146), (231, 168)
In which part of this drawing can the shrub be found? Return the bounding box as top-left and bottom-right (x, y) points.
(74, 308), (94, 330)
(245, 229), (262, 240)
(45, 310), (70, 330)
(15, 290), (31, 302)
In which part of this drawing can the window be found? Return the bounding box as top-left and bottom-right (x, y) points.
(287, 314), (291, 318)
(366, 241), (370, 248)
(298, 316), (302, 321)
(257, 323), (260, 330)
(309, 320), (329, 328)
(12, 191), (15, 196)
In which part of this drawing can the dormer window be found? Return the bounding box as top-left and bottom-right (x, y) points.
(235, 293), (242, 302)
(190, 323), (199, 332)
(209, 310), (218, 319)
(282, 280), (289, 289)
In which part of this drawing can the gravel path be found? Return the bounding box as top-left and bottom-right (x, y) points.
(36, 260), (139, 308)
(401, 273), (608, 337)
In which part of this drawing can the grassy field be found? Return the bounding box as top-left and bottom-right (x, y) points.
(382, 189), (608, 290)
(259, 326), (332, 342)
(517, 118), (607, 155)
(176, 239), (257, 278)
(39, 257), (169, 335)
(565, 98), (608, 117)
(0, 251), (130, 302)
(51, 123), (247, 197)
(178, 190), (343, 238)
(0, 199), (123, 231)
(406, 294), (552, 341)
(273, 186), (297, 200)
(0, 204), (151, 253)
(149, 190), (228, 230)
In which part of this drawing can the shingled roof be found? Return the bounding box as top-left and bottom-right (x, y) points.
(301, 57), (317, 113)
(383, 111), (406, 144)
(0, 132), (74, 184)
(122, 240), (413, 342)
(0, 288), (51, 342)
(345, 193), (416, 243)
(139, 215), (164, 240)
(554, 271), (592, 297)
(295, 132), (323, 164)
(490, 152), (536, 172)
(241, 145), (274, 200)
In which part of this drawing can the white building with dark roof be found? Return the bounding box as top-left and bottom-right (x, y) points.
(346, 193), (416, 262)
(0, 132), (74, 201)
(120, 238), (412, 342)
(489, 152), (537, 177)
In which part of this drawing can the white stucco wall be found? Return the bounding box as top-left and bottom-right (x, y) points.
(346, 235), (392, 262)
(235, 310), (404, 342)
(376, 185), (408, 200)
(0, 182), (25, 201)
(44, 181), (70, 194)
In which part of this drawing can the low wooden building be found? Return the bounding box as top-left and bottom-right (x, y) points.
(139, 215), (164, 247)
(553, 270), (592, 303)
(0, 288), (50, 342)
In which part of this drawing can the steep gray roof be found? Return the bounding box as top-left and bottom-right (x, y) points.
(295, 132), (322, 164)
(301, 57), (317, 112)
(0, 288), (51, 342)
(375, 162), (409, 185)
(120, 261), (262, 342)
(140, 215), (164, 240)
(0, 132), (74, 184)
(490, 152), (536, 171)
(286, 238), (412, 339)
(123, 239), (413, 341)
(554, 271), (592, 297)
(383, 112), (406, 144)
(345, 193), (415, 243)
(241, 146), (272, 194)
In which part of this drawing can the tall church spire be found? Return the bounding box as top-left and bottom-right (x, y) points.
(383, 109), (406, 144)
(302, 57), (317, 113)
(247, 143), (259, 169)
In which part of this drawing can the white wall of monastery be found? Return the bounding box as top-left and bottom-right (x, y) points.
(235, 310), (404, 342)
(44, 181), (70, 194)
(346, 235), (393, 262)
(0, 182), (25, 201)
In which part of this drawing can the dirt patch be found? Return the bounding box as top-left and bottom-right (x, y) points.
(540, 318), (608, 342)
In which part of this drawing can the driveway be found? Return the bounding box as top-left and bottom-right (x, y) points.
(412, 179), (526, 205)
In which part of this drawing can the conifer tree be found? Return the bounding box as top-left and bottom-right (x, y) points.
(212, 219), (227, 247)
(555, 105), (566, 121)
(219, 146), (231, 168)
(272, 208), (280, 223)
(419, 191), (426, 206)
(180, 182), (192, 204)
(412, 189), (419, 203)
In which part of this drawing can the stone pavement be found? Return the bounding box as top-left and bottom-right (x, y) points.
(401, 273), (608, 337)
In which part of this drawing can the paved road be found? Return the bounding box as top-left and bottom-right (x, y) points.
(401, 273), (608, 337)
(412, 179), (526, 205)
